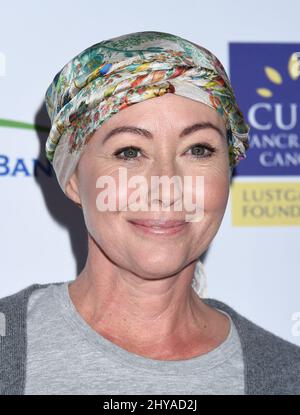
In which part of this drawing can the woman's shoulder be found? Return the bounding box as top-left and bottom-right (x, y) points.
(0, 281), (66, 394)
(204, 297), (300, 394)
(0, 282), (63, 323)
(204, 297), (300, 355)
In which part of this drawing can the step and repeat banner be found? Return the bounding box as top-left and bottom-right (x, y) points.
(0, 1), (299, 345)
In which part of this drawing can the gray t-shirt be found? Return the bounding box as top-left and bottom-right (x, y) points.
(24, 281), (245, 395)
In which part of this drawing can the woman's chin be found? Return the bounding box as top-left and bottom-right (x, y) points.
(129, 257), (185, 279)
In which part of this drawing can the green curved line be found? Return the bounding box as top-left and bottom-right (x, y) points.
(0, 118), (49, 133)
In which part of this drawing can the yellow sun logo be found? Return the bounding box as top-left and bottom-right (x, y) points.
(256, 52), (300, 98)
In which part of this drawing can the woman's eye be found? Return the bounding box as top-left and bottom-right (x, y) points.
(186, 143), (216, 159)
(113, 143), (216, 161)
(113, 146), (141, 160)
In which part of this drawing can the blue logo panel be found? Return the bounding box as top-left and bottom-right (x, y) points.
(229, 43), (300, 176)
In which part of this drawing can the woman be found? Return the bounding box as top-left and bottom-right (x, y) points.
(1, 31), (299, 395)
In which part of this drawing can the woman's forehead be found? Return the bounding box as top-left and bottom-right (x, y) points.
(102, 94), (226, 130)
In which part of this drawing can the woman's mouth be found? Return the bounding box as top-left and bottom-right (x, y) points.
(127, 219), (188, 236)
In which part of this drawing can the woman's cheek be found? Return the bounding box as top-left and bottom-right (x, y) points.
(202, 169), (230, 214)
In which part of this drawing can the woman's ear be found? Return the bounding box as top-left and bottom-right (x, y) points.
(65, 173), (82, 208)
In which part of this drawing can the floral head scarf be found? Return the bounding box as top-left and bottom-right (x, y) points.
(45, 30), (250, 194)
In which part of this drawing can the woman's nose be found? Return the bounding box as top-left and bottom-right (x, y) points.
(145, 157), (183, 210)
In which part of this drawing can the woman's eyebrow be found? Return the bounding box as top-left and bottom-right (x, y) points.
(102, 121), (225, 144)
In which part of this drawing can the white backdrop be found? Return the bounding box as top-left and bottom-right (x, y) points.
(0, 0), (299, 345)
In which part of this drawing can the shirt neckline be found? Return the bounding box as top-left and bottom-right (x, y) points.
(52, 280), (240, 375)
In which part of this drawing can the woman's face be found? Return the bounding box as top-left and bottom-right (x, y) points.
(67, 93), (230, 278)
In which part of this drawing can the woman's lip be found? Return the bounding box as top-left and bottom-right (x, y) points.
(128, 220), (188, 236)
(128, 219), (187, 228)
